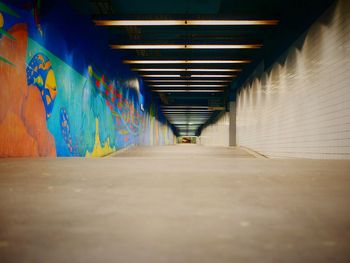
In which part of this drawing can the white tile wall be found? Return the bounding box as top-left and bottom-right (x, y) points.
(199, 112), (230, 146)
(236, 0), (350, 159)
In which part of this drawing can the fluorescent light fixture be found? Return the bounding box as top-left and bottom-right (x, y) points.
(178, 127), (198, 129)
(162, 109), (214, 112)
(133, 68), (188, 72)
(164, 113), (211, 118)
(170, 120), (208, 122)
(141, 74), (181, 77)
(112, 44), (262, 49)
(168, 115), (211, 118)
(95, 20), (278, 26)
(172, 122), (204, 124)
(188, 20), (279, 26)
(153, 89), (224, 93)
(132, 68), (241, 72)
(168, 116), (209, 118)
(164, 109), (209, 112)
(142, 75), (234, 79)
(149, 84), (226, 87)
(164, 112), (213, 114)
(96, 20), (185, 26)
(124, 60), (250, 64)
(163, 109), (214, 113)
(190, 74), (234, 78)
(113, 44), (182, 49)
(145, 80), (231, 83)
(177, 128), (200, 130)
(171, 124), (208, 125)
(168, 117), (209, 119)
(164, 112), (212, 114)
(161, 106), (209, 108)
(187, 69), (241, 72)
(168, 115), (210, 116)
(166, 116), (211, 118)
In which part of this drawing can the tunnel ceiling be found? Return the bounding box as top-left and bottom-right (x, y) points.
(68, 0), (334, 136)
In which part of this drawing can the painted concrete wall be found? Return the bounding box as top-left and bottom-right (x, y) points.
(236, 0), (350, 159)
(199, 112), (230, 146)
(0, 2), (174, 157)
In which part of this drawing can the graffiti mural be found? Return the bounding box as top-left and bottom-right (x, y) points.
(0, 1), (175, 157)
(26, 53), (57, 119)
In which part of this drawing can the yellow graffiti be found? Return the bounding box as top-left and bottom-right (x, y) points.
(88, 65), (93, 76)
(0, 12), (4, 28)
(118, 129), (129, 135)
(85, 118), (115, 157)
(45, 69), (57, 99)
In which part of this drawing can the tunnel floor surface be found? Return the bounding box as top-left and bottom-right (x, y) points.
(0, 145), (350, 263)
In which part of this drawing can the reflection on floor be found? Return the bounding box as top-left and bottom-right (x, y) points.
(0, 145), (350, 263)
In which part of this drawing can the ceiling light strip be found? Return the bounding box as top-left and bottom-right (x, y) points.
(145, 80), (231, 83)
(166, 117), (211, 119)
(164, 112), (212, 114)
(124, 60), (251, 64)
(171, 122), (205, 124)
(191, 74), (234, 78)
(163, 110), (214, 112)
(142, 74), (234, 78)
(149, 84), (226, 87)
(112, 44), (262, 49)
(169, 120), (209, 122)
(95, 20), (279, 26)
(141, 74), (181, 77)
(132, 68), (241, 72)
(153, 89), (224, 92)
(161, 106), (209, 108)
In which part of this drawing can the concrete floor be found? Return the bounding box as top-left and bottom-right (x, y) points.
(0, 145), (350, 263)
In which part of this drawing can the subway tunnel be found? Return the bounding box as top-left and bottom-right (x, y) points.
(0, 0), (350, 262)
